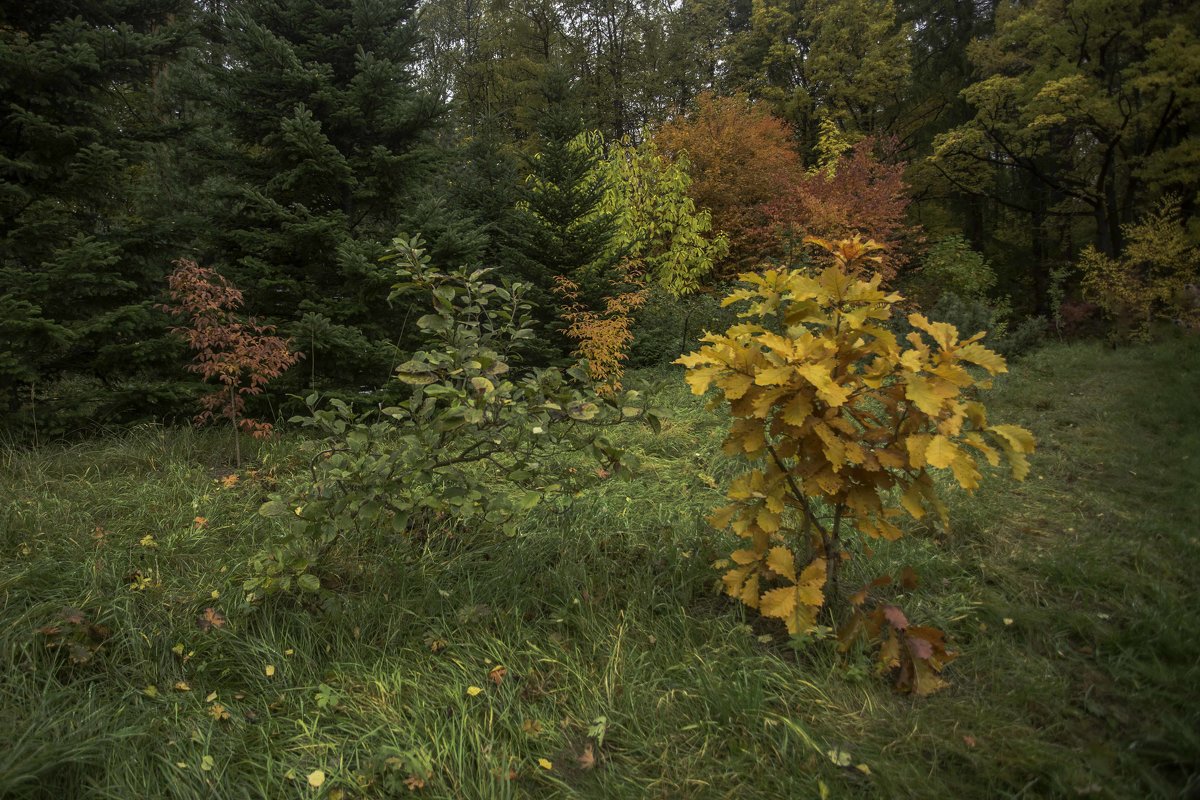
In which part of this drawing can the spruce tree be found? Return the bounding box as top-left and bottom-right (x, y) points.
(0, 1), (193, 427)
(444, 116), (526, 271)
(193, 0), (442, 389)
(510, 72), (622, 362)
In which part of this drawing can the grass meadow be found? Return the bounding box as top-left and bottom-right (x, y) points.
(1, 338), (1197, 799)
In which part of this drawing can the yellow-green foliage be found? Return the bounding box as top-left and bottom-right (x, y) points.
(676, 236), (1035, 692)
(813, 116), (857, 175)
(1079, 197), (1200, 340)
(593, 135), (729, 295)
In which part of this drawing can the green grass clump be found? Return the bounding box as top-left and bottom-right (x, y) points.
(1, 338), (1197, 798)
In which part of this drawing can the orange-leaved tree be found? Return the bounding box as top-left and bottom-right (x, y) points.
(676, 236), (1035, 694)
(760, 138), (920, 282)
(655, 93), (802, 275)
(163, 259), (300, 465)
(553, 273), (646, 393)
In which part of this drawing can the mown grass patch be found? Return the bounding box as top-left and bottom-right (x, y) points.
(1, 338), (1197, 798)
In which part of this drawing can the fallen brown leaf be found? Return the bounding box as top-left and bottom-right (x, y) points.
(577, 743), (596, 770)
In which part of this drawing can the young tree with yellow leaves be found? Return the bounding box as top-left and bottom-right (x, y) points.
(1079, 197), (1200, 342)
(676, 237), (1036, 693)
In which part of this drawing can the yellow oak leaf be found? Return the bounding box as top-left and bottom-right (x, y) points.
(989, 424), (1036, 480)
(756, 331), (795, 358)
(684, 365), (723, 395)
(904, 373), (955, 415)
(796, 558), (828, 601)
(899, 482), (926, 520)
(924, 435), (959, 469)
(722, 566), (760, 608)
(756, 507), (781, 533)
(758, 586), (796, 620)
(796, 363), (851, 406)
(754, 365), (794, 386)
(988, 424), (1036, 454)
(766, 546), (796, 582)
(962, 432), (1001, 466)
(780, 392), (814, 427)
(706, 504), (737, 530)
(717, 372), (754, 400)
(907, 313), (959, 350)
(904, 433), (931, 468)
(956, 342), (1007, 374)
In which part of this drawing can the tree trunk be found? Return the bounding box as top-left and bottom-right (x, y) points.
(230, 384), (240, 467)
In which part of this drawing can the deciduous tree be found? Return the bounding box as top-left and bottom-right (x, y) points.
(931, 0), (1200, 264)
(163, 260), (300, 466)
(655, 93), (803, 274)
(677, 236), (1035, 693)
(760, 137), (919, 281)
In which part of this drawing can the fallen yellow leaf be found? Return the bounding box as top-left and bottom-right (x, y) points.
(537, 758), (553, 770)
(827, 748), (851, 767)
(307, 769), (325, 788)
(265, 664), (276, 677)
(466, 685), (483, 697)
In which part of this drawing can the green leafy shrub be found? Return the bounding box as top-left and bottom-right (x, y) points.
(249, 235), (658, 598)
(910, 235), (996, 307)
(905, 236), (1045, 358)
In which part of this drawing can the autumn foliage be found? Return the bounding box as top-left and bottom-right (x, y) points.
(761, 138), (919, 282)
(655, 93), (803, 274)
(655, 97), (919, 283)
(163, 260), (300, 463)
(1079, 197), (1200, 341)
(554, 273), (647, 392)
(676, 237), (1036, 693)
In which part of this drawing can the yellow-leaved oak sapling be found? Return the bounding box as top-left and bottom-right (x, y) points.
(676, 236), (1035, 694)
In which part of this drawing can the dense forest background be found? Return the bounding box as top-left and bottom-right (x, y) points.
(2, 0), (1197, 436)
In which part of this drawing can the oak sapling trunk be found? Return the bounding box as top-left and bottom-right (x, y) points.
(162, 260), (300, 467)
(678, 235), (1036, 694)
